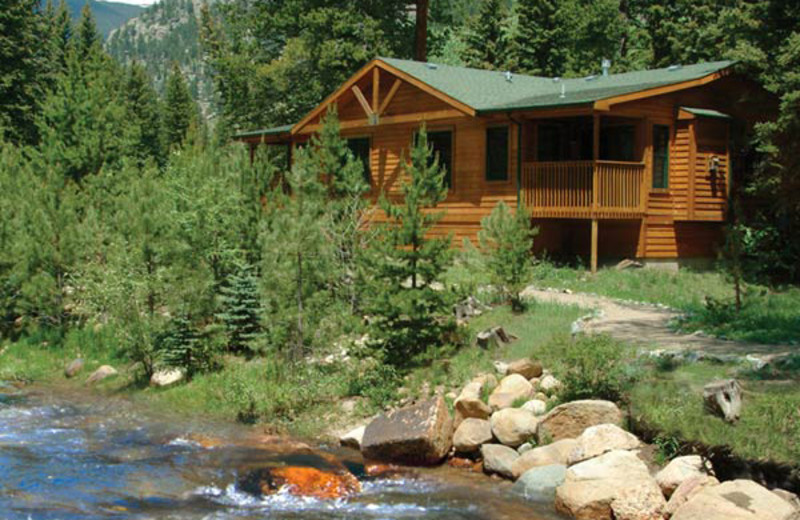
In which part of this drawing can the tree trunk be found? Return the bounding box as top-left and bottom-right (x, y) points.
(414, 0), (429, 62)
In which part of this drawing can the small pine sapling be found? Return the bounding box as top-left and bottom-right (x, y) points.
(217, 261), (262, 355)
(478, 201), (537, 312)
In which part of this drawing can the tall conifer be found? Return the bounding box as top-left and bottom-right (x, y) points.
(512, 0), (568, 76)
(163, 62), (197, 150)
(461, 0), (508, 70)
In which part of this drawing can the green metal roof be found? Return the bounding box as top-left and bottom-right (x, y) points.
(380, 58), (735, 113)
(680, 106), (733, 120)
(233, 124), (294, 139)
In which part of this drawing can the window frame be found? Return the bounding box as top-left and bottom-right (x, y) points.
(345, 134), (373, 186)
(651, 124), (671, 190)
(485, 124), (511, 182)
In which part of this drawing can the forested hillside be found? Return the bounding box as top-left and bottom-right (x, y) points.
(43, 0), (143, 36)
(106, 0), (214, 115)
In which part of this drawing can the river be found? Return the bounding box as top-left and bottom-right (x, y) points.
(0, 383), (560, 519)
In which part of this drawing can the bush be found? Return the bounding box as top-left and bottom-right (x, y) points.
(558, 334), (638, 402)
(346, 361), (401, 409)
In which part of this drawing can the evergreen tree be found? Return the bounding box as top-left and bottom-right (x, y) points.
(478, 202), (537, 312)
(368, 125), (455, 366)
(74, 2), (100, 62)
(512, 0), (568, 76)
(461, 0), (508, 70)
(124, 63), (166, 165)
(163, 62), (197, 150)
(217, 261), (262, 355)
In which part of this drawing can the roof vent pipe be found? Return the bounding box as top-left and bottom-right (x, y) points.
(505, 71), (513, 82)
(602, 58), (611, 77)
(560, 83), (566, 98)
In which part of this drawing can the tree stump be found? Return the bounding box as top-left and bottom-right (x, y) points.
(477, 326), (516, 349)
(703, 379), (742, 423)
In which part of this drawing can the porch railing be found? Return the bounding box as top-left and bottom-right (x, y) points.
(521, 160), (646, 218)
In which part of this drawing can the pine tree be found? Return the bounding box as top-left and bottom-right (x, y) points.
(367, 125), (455, 367)
(478, 202), (537, 312)
(163, 62), (197, 150)
(512, 0), (568, 77)
(124, 63), (166, 165)
(217, 261), (262, 355)
(74, 3), (100, 62)
(461, 0), (508, 70)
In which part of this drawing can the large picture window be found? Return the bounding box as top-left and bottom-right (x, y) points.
(416, 130), (453, 188)
(652, 125), (670, 189)
(346, 137), (371, 184)
(486, 126), (510, 181)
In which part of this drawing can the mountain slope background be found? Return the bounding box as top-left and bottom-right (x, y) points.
(106, 0), (214, 116)
(46, 0), (144, 36)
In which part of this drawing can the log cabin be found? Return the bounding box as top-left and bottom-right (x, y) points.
(236, 57), (774, 272)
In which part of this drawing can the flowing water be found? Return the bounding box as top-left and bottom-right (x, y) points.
(0, 383), (560, 519)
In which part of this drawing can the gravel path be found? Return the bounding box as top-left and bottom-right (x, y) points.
(521, 286), (794, 362)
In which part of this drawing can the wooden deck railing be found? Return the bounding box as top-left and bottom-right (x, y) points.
(521, 160), (646, 218)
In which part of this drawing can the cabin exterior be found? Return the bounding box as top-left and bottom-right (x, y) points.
(237, 58), (773, 271)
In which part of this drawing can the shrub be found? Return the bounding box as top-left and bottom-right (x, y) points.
(558, 334), (638, 402)
(346, 361), (401, 409)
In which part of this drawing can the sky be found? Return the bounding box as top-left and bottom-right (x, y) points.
(107, 0), (158, 5)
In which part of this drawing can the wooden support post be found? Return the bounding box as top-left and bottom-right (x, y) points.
(592, 114), (600, 214)
(351, 86), (374, 119)
(591, 218), (599, 274)
(372, 68), (379, 113)
(379, 79), (402, 115)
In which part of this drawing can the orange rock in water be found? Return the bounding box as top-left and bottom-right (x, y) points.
(266, 467), (361, 499)
(364, 462), (405, 478)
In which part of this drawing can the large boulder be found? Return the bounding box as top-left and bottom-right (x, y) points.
(64, 358), (84, 378)
(703, 379), (743, 423)
(453, 418), (493, 453)
(671, 479), (797, 520)
(339, 425), (366, 450)
(490, 408), (539, 447)
(513, 464), (567, 502)
(567, 424), (641, 465)
(555, 449), (665, 520)
(507, 359), (543, 379)
(773, 489), (800, 511)
(537, 400), (623, 443)
(656, 455), (710, 498)
(86, 365), (118, 385)
(488, 374), (533, 410)
(150, 368), (184, 387)
(664, 474), (720, 517)
(511, 438), (578, 479)
(361, 396), (452, 465)
(454, 381), (492, 420)
(480, 443), (519, 479)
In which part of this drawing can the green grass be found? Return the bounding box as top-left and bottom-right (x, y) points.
(630, 361), (800, 464)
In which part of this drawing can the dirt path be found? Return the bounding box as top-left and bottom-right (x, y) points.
(521, 286), (794, 362)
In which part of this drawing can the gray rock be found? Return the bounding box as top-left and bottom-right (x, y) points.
(150, 368), (184, 387)
(86, 365), (117, 385)
(511, 438), (577, 479)
(64, 358), (84, 378)
(517, 442), (534, 454)
(453, 418), (493, 453)
(703, 379), (742, 423)
(481, 443), (519, 479)
(339, 425), (366, 450)
(512, 464), (567, 502)
(361, 396), (452, 465)
(521, 399), (547, 416)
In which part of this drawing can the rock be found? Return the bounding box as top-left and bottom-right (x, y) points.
(494, 361), (509, 376)
(517, 442), (534, 454)
(672, 479), (797, 520)
(656, 455), (710, 498)
(534, 392), (548, 402)
(85, 365), (117, 385)
(339, 425), (366, 450)
(511, 438), (578, 479)
(150, 368), (184, 387)
(64, 358), (84, 378)
(537, 400), (623, 443)
(361, 396), (452, 465)
(539, 374), (563, 394)
(773, 489), (800, 510)
(703, 379), (743, 423)
(555, 450), (664, 520)
(453, 418), (493, 453)
(490, 408), (539, 447)
(521, 399), (547, 416)
(665, 474), (720, 517)
(454, 381), (492, 420)
(488, 374), (533, 410)
(513, 464), (567, 502)
(507, 359), (543, 379)
(480, 443), (519, 479)
(616, 259), (644, 270)
(238, 466), (361, 500)
(477, 327), (516, 349)
(567, 424), (641, 465)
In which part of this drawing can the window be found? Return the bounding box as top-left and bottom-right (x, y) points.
(652, 125), (670, 189)
(486, 126), (510, 181)
(416, 129), (453, 188)
(346, 137), (371, 183)
(600, 125), (635, 162)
